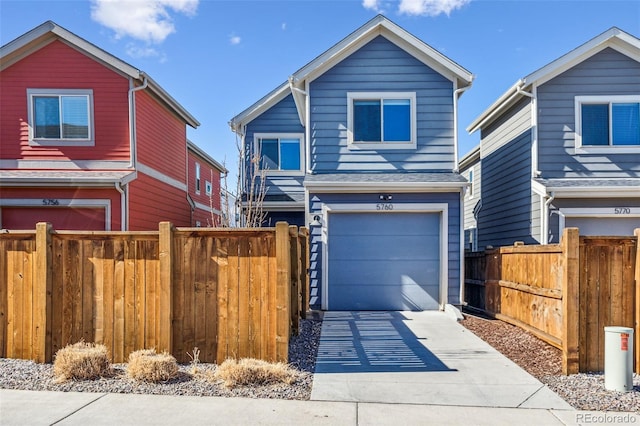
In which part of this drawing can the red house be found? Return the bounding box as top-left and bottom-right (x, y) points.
(187, 140), (227, 227)
(0, 21), (224, 230)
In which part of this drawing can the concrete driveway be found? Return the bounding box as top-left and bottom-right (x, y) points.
(311, 310), (572, 409)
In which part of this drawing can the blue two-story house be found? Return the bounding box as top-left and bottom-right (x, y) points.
(230, 15), (473, 311)
(464, 27), (640, 250)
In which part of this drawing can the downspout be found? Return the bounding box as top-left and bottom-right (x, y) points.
(453, 83), (472, 172)
(115, 182), (126, 231)
(543, 191), (555, 244)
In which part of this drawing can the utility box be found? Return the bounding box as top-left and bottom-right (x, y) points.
(604, 326), (634, 392)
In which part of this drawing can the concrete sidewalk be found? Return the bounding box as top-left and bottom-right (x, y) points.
(3, 388), (639, 425)
(311, 311), (571, 409)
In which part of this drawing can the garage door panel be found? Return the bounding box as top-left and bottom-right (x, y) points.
(328, 211), (441, 311)
(329, 235), (439, 261)
(330, 284), (439, 311)
(2, 207), (106, 230)
(330, 213), (439, 237)
(565, 217), (639, 236)
(329, 259), (439, 286)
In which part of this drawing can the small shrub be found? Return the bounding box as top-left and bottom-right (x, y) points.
(53, 341), (110, 382)
(127, 349), (179, 382)
(214, 358), (300, 388)
(187, 347), (200, 375)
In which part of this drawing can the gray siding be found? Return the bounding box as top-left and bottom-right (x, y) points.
(309, 36), (455, 173)
(481, 98), (531, 157)
(477, 129), (538, 249)
(537, 48), (640, 178)
(460, 160), (480, 250)
(245, 94), (305, 200)
(308, 192), (462, 309)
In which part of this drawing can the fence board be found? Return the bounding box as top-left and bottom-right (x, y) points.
(216, 237), (229, 362)
(238, 238), (250, 358)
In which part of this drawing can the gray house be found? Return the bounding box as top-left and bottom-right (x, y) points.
(230, 15), (473, 311)
(464, 27), (640, 250)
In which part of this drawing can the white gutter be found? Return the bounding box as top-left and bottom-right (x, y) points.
(128, 76), (148, 168)
(453, 83), (472, 172)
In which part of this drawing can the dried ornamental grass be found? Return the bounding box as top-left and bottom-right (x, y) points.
(127, 349), (179, 382)
(214, 358), (301, 388)
(53, 342), (110, 382)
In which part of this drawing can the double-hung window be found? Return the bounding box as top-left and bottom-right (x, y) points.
(28, 89), (94, 146)
(576, 95), (640, 152)
(254, 133), (304, 174)
(347, 92), (416, 149)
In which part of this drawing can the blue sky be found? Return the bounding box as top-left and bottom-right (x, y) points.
(2, 0), (639, 180)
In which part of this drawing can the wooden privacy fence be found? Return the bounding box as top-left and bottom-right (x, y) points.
(0, 222), (308, 364)
(465, 228), (640, 375)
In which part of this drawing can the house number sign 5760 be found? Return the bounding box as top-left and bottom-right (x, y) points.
(376, 203), (394, 211)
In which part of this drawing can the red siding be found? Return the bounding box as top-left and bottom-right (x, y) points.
(187, 150), (223, 227)
(135, 91), (187, 182)
(0, 187), (122, 230)
(128, 172), (191, 230)
(0, 40), (130, 162)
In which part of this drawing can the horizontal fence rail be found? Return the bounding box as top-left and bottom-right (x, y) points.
(0, 222), (308, 364)
(465, 228), (640, 375)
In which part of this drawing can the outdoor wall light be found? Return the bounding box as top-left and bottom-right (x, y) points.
(311, 215), (322, 226)
(379, 194), (393, 201)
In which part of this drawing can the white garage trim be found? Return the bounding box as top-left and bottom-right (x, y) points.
(0, 198), (111, 230)
(558, 207), (640, 235)
(320, 202), (448, 310)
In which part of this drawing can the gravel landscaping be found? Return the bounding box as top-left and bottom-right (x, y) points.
(461, 312), (640, 412)
(0, 318), (322, 400)
(2, 312), (639, 412)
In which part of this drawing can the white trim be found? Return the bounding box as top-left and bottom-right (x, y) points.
(574, 95), (640, 153)
(195, 162), (201, 194)
(262, 202), (305, 211)
(27, 88), (95, 146)
(0, 159), (131, 170)
(346, 92), (417, 150)
(465, 166), (474, 199)
(193, 200), (221, 216)
(543, 186), (640, 198)
(560, 207), (640, 218)
(137, 162), (187, 191)
(253, 133), (305, 176)
(0, 198), (111, 230)
(304, 181), (467, 193)
(320, 202), (449, 310)
(459, 191), (465, 305)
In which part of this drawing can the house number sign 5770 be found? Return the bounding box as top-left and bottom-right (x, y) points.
(376, 203), (394, 211)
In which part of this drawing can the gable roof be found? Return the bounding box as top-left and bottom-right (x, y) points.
(187, 140), (227, 173)
(230, 14), (473, 132)
(0, 21), (199, 128)
(467, 27), (640, 134)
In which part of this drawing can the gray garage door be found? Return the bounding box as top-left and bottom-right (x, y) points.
(565, 217), (639, 236)
(327, 212), (440, 311)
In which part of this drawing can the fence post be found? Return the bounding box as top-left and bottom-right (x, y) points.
(275, 222), (291, 362)
(289, 225), (300, 336)
(561, 227), (580, 375)
(158, 222), (174, 355)
(299, 227), (310, 317)
(635, 228), (640, 374)
(34, 222), (53, 363)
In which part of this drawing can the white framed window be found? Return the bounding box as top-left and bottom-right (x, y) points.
(253, 133), (304, 175)
(205, 180), (212, 196)
(195, 162), (201, 194)
(467, 168), (474, 198)
(27, 89), (94, 146)
(575, 95), (640, 153)
(347, 92), (416, 150)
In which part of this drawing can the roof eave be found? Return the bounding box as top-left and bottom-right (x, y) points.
(303, 181), (468, 193)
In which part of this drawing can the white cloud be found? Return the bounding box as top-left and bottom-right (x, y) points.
(398, 0), (470, 17)
(91, 0), (198, 44)
(125, 43), (166, 62)
(362, 0), (382, 12)
(229, 35), (241, 45)
(281, 22), (287, 31)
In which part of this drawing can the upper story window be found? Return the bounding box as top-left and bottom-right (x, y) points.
(254, 133), (304, 175)
(575, 95), (640, 153)
(195, 162), (201, 194)
(467, 168), (474, 198)
(27, 89), (94, 146)
(205, 180), (212, 196)
(347, 92), (416, 150)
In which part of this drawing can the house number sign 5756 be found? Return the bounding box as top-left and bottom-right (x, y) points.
(42, 199), (60, 206)
(376, 203), (394, 211)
